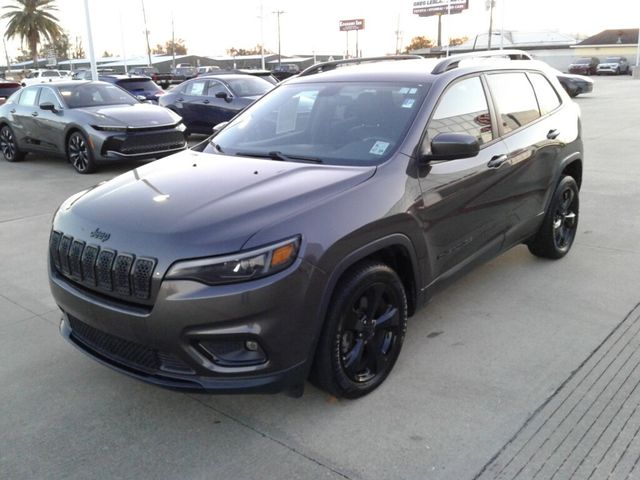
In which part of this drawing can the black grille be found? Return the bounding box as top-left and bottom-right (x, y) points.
(68, 315), (160, 372)
(103, 131), (185, 156)
(50, 230), (156, 302)
(68, 316), (194, 375)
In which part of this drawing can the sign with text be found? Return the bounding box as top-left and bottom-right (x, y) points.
(412, 0), (468, 17)
(339, 19), (365, 31)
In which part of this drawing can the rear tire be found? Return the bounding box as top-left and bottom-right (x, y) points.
(0, 125), (25, 162)
(311, 261), (408, 399)
(528, 176), (579, 259)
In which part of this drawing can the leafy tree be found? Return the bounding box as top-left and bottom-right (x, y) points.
(2, 0), (63, 67)
(102, 50), (113, 58)
(226, 44), (269, 56)
(72, 36), (84, 59)
(152, 39), (187, 55)
(403, 36), (434, 53)
(449, 36), (468, 47)
(39, 30), (70, 61)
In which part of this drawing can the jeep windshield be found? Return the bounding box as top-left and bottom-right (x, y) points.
(201, 81), (430, 166)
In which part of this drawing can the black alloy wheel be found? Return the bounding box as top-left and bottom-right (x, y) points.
(528, 175), (579, 259)
(0, 125), (24, 162)
(67, 131), (96, 174)
(312, 261), (408, 398)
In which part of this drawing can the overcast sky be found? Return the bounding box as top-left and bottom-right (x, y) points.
(2, 0), (640, 63)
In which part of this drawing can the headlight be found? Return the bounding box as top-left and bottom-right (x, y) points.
(165, 236), (300, 285)
(91, 125), (127, 132)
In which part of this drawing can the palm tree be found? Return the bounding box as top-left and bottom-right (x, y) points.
(2, 0), (63, 69)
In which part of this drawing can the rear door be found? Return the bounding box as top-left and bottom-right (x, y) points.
(484, 71), (562, 243)
(10, 86), (40, 146)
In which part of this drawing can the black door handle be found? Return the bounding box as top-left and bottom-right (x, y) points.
(177, 98), (184, 102)
(10, 109), (16, 114)
(203, 99), (210, 104)
(487, 154), (508, 168)
(31, 112), (38, 117)
(547, 129), (560, 139)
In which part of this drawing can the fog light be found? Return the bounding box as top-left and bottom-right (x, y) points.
(198, 339), (267, 367)
(245, 340), (259, 351)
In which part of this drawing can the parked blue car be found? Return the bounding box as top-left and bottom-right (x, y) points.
(159, 74), (273, 135)
(99, 74), (166, 104)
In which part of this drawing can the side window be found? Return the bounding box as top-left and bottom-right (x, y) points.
(18, 88), (39, 106)
(487, 73), (541, 134)
(428, 76), (494, 146)
(43, 71), (59, 78)
(182, 80), (208, 96)
(529, 73), (561, 116)
(39, 87), (61, 108)
(206, 81), (227, 97)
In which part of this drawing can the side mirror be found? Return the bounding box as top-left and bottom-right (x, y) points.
(215, 91), (232, 102)
(421, 132), (480, 162)
(135, 95), (146, 102)
(212, 121), (229, 135)
(40, 102), (56, 112)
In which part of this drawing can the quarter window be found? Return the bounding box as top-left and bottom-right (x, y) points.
(528, 73), (561, 116)
(428, 76), (494, 145)
(487, 73), (540, 133)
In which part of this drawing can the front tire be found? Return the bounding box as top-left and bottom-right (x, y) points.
(0, 125), (26, 162)
(528, 176), (579, 259)
(311, 261), (408, 399)
(67, 131), (97, 174)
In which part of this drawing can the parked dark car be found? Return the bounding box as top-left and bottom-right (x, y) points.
(568, 57), (599, 75)
(209, 69), (279, 85)
(171, 66), (197, 84)
(0, 81), (186, 173)
(556, 70), (594, 97)
(99, 74), (166, 103)
(49, 53), (583, 398)
(0, 80), (21, 105)
(129, 67), (173, 89)
(272, 63), (300, 81)
(597, 56), (630, 75)
(159, 74), (273, 134)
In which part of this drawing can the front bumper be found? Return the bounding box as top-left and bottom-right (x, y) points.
(89, 126), (187, 162)
(597, 67), (619, 74)
(50, 256), (326, 395)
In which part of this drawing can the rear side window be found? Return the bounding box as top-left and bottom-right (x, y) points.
(18, 88), (38, 106)
(529, 73), (561, 116)
(182, 79), (208, 96)
(43, 71), (59, 77)
(428, 76), (494, 146)
(487, 73), (540, 134)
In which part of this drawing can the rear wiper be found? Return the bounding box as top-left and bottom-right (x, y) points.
(235, 151), (323, 164)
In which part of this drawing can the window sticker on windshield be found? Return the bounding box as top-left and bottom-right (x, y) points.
(402, 98), (415, 109)
(398, 87), (410, 94)
(370, 141), (390, 156)
(408, 88), (418, 94)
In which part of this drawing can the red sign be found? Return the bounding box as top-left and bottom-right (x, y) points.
(339, 19), (365, 31)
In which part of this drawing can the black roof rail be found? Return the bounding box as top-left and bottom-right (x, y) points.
(298, 55), (424, 77)
(431, 49), (533, 74)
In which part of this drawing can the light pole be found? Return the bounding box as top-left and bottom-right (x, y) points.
(82, 0), (98, 80)
(141, 0), (152, 67)
(259, 3), (265, 70)
(273, 10), (285, 67)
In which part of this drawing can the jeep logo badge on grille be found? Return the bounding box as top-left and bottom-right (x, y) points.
(90, 228), (111, 242)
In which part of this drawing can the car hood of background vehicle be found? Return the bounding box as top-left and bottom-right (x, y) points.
(79, 103), (179, 127)
(559, 73), (593, 84)
(54, 150), (376, 261)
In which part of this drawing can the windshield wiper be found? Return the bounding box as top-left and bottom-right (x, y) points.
(235, 151), (323, 164)
(209, 140), (224, 153)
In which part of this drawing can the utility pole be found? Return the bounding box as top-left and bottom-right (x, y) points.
(273, 10), (285, 67)
(500, 0), (505, 50)
(487, 0), (495, 50)
(2, 38), (11, 72)
(82, 0), (98, 80)
(119, 12), (128, 73)
(394, 14), (402, 54)
(171, 14), (176, 70)
(141, 0), (152, 67)
(259, 3), (265, 70)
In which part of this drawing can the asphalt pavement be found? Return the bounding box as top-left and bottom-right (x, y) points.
(1, 76), (639, 480)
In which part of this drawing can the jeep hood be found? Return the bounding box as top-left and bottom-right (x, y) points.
(53, 150), (375, 261)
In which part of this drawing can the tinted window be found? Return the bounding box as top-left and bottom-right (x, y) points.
(206, 81), (227, 97)
(0, 85), (20, 98)
(18, 88), (38, 106)
(428, 76), (494, 145)
(529, 73), (561, 116)
(226, 77), (273, 97)
(43, 71), (59, 77)
(183, 79), (208, 96)
(116, 79), (161, 93)
(575, 59), (590, 65)
(487, 73), (540, 134)
(38, 87), (61, 108)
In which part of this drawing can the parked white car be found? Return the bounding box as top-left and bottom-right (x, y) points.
(21, 69), (67, 86)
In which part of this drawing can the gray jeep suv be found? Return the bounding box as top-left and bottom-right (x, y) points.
(48, 52), (583, 398)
